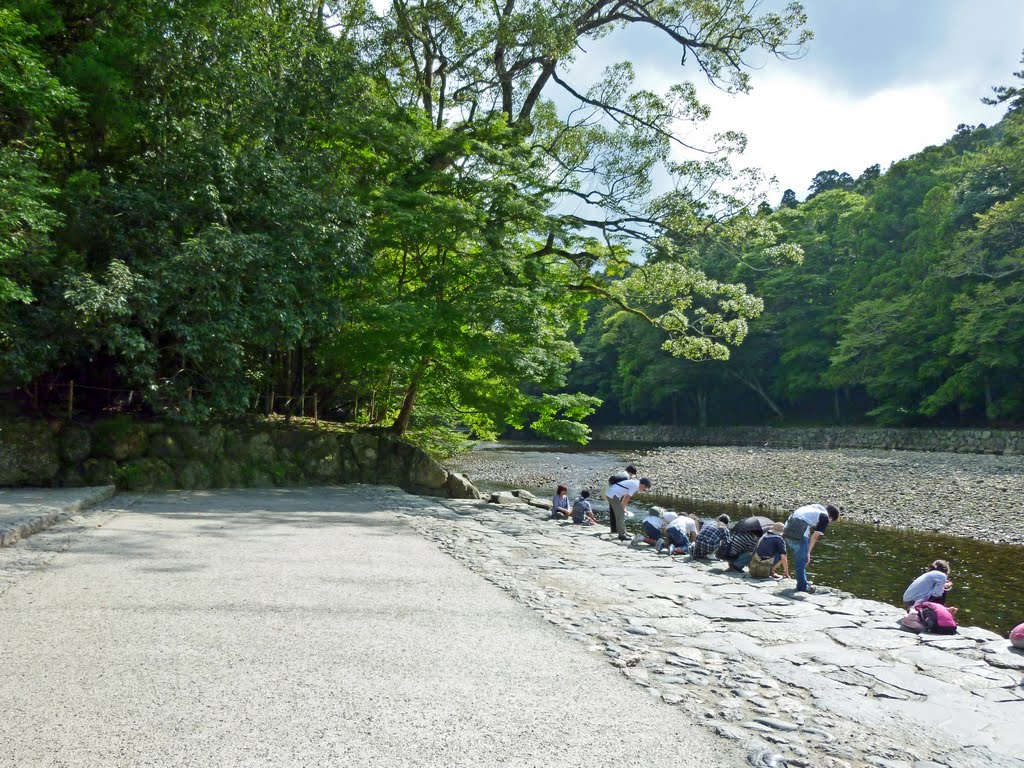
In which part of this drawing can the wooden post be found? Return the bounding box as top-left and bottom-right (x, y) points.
(68, 381), (74, 420)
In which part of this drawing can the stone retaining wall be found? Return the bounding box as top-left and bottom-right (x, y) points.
(593, 425), (1024, 455)
(0, 417), (479, 498)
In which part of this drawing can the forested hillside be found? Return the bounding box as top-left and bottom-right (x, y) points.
(0, 0), (809, 444)
(571, 65), (1024, 428)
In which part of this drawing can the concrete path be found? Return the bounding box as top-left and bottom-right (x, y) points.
(0, 486), (114, 546)
(0, 487), (747, 768)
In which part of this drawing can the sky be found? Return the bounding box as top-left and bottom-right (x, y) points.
(370, 1), (1024, 203)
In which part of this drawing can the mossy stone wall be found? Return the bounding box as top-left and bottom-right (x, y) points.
(0, 418), (478, 498)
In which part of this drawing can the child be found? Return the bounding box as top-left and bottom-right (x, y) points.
(571, 490), (597, 525)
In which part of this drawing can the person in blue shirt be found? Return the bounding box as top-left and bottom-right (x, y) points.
(902, 560), (952, 609)
(748, 522), (790, 580)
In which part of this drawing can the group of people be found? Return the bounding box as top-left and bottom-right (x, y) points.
(547, 466), (962, 632)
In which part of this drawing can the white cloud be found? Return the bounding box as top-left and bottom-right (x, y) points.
(691, 71), (995, 200)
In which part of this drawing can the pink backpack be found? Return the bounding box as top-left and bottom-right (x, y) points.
(918, 601), (957, 634)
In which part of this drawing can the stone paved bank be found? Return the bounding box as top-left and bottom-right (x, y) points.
(395, 492), (1024, 768)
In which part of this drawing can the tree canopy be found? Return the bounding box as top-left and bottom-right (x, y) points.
(1, 0), (814, 444)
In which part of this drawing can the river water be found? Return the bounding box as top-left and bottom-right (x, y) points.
(453, 443), (1024, 637)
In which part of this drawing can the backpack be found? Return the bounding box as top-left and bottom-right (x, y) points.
(782, 515), (810, 541)
(608, 472), (629, 485)
(918, 603), (957, 635)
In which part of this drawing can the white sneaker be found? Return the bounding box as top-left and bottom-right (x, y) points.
(668, 544), (676, 556)
(655, 538), (665, 553)
(629, 533), (643, 547)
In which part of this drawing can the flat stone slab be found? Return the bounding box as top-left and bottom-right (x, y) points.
(688, 599), (762, 622)
(826, 627), (921, 651)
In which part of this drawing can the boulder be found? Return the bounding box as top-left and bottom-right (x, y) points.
(117, 457), (175, 491)
(82, 457), (118, 486)
(408, 451), (448, 489)
(446, 472), (481, 499)
(349, 432), (380, 472)
(57, 422), (92, 463)
(0, 418), (60, 486)
(176, 460), (212, 490)
(92, 416), (148, 461)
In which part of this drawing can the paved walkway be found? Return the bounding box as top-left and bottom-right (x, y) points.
(0, 486), (114, 546)
(0, 487), (748, 768)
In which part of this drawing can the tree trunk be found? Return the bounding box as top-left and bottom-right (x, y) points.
(695, 389), (708, 428)
(727, 371), (784, 420)
(391, 359), (430, 437)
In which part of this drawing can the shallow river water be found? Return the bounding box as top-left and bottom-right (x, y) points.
(454, 443), (1024, 636)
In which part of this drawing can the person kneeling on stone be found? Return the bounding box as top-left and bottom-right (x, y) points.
(719, 518), (767, 572)
(902, 559), (952, 610)
(691, 515), (730, 559)
(665, 512), (699, 556)
(748, 523), (790, 580)
(631, 508), (668, 549)
(571, 490), (597, 526)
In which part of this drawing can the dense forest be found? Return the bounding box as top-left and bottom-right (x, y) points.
(570, 64), (1024, 429)
(2, 1), (1021, 445)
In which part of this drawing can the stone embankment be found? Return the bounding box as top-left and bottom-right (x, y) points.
(396, 490), (1024, 768)
(455, 445), (1024, 544)
(0, 416), (479, 499)
(595, 425), (1024, 455)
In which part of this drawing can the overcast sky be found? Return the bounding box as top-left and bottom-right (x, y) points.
(371, 1), (1023, 203)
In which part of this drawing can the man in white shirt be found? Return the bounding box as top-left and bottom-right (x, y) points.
(783, 502), (840, 593)
(605, 475), (652, 541)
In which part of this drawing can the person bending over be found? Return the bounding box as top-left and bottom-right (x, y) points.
(783, 503), (841, 593)
(691, 515), (730, 559)
(665, 512), (699, 556)
(605, 475), (652, 541)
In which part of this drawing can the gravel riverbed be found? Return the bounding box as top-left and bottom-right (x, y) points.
(453, 444), (1024, 545)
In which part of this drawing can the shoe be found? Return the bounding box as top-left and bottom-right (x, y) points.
(807, 586), (817, 594)
(667, 544), (676, 556)
(618, 535), (628, 542)
(629, 533), (643, 547)
(655, 538), (665, 553)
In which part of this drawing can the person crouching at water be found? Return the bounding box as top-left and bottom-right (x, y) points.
(783, 503), (841, 594)
(748, 523), (790, 580)
(605, 475), (651, 541)
(665, 512), (699, 556)
(631, 507), (669, 549)
(903, 559), (953, 610)
(692, 515), (730, 559)
(550, 484), (570, 519)
(571, 490), (597, 526)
